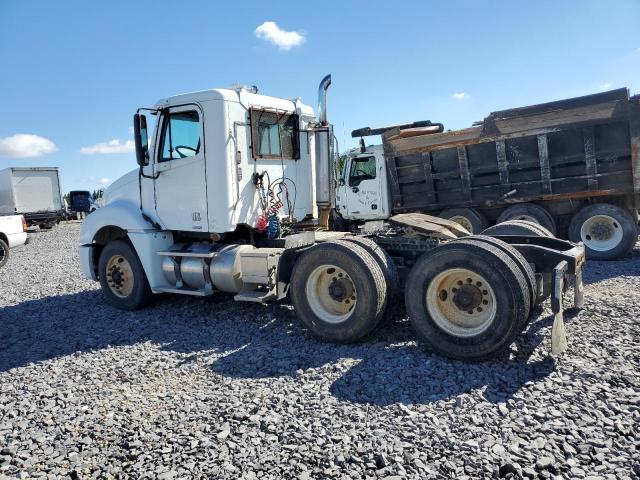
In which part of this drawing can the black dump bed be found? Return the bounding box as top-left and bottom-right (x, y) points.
(377, 88), (640, 213)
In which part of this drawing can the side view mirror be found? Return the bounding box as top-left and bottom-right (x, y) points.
(133, 113), (149, 166)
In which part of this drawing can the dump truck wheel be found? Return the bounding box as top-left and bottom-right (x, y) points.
(568, 203), (637, 260)
(454, 236), (536, 331)
(342, 235), (400, 300)
(290, 240), (387, 343)
(497, 203), (557, 235)
(98, 239), (153, 310)
(405, 241), (528, 360)
(482, 219), (554, 238)
(439, 208), (488, 234)
(0, 239), (9, 269)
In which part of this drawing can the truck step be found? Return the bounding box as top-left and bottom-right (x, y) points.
(153, 286), (213, 297)
(234, 290), (277, 304)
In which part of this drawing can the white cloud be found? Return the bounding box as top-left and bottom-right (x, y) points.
(255, 21), (305, 51)
(599, 82), (612, 90)
(0, 134), (57, 158)
(84, 176), (112, 187)
(80, 139), (134, 154)
(452, 92), (468, 100)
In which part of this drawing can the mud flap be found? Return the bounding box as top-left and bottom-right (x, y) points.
(550, 260), (568, 355)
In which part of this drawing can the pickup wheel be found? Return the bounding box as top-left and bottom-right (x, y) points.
(439, 208), (488, 234)
(98, 239), (153, 310)
(0, 238), (9, 268)
(454, 236), (536, 331)
(497, 203), (557, 236)
(290, 240), (387, 343)
(568, 203), (637, 260)
(405, 241), (529, 361)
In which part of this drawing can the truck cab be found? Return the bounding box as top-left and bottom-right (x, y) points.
(335, 145), (390, 222)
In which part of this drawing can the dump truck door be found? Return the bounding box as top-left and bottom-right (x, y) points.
(341, 153), (388, 220)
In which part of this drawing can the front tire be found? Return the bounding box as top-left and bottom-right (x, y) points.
(568, 204), (637, 260)
(290, 240), (387, 343)
(405, 241), (529, 360)
(98, 239), (153, 310)
(0, 239), (9, 269)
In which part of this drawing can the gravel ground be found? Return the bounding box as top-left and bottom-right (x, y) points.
(0, 223), (638, 479)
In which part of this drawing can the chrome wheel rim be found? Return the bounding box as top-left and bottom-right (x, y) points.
(305, 264), (356, 324)
(106, 255), (134, 298)
(426, 268), (497, 337)
(580, 215), (622, 252)
(449, 215), (474, 234)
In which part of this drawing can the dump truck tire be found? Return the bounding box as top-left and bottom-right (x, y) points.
(439, 208), (488, 234)
(405, 241), (529, 361)
(497, 203), (557, 235)
(290, 240), (387, 343)
(568, 203), (637, 260)
(98, 239), (153, 310)
(482, 219), (554, 238)
(0, 239), (9, 269)
(342, 235), (400, 300)
(454, 235), (536, 331)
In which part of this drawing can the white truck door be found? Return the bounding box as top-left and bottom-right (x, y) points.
(342, 153), (387, 220)
(153, 105), (209, 232)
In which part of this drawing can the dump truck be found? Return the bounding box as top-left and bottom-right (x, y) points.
(335, 89), (640, 260)
(0, 167), (64, 228)
(79, 76), (585, 361)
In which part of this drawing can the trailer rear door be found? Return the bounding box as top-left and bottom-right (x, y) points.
(12, 169), (62, 213)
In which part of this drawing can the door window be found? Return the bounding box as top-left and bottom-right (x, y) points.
(159, 110), (201, 162)
(349, 156), (376, 186)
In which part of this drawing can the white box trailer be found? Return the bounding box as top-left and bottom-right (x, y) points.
(0, 167), (64, 227)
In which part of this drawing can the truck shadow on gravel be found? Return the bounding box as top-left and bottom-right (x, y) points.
(1, 290), (559, 406)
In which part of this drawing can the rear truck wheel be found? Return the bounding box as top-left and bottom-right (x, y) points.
(482, 219), (554, 238)
(439, 208), (488, 234)
(342, 235), (400, 300)
(497, 203), (557, 236)
(568, 204), (637, 260)
(454, 236), (536, 331)
(405, 241), (529, 361)
(290, 240), (387, 343)
(98, 239), (153, 310)
(0, 239), (9, 269)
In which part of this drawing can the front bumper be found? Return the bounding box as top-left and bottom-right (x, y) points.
(79, 244), (97, 281)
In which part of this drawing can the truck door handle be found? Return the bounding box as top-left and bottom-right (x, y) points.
(352, 187), (359, 193)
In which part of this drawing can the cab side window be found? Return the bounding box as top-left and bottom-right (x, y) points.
(159, 110), (201, 162)
(349, 156), (376, 186)
(250, 108), (300, 160)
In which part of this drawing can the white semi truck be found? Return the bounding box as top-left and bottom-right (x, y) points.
(79, 76), (585, 360)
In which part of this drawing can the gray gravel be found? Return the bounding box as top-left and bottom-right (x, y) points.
(0, 223), (638, 479)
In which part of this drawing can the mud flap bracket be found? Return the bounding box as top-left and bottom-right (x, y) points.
(550, 260), (568, 356)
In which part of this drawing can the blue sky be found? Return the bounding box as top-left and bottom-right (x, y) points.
(1, 0), (639, 193)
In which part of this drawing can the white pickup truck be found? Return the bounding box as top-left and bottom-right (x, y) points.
(0, 215), (29, 268)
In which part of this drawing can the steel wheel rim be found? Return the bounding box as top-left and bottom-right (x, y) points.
(449, 215), (474, 234)
(426, 268), (497, 337)
(0, 243), (5, 262)
(106, 255), (134, 298)
(580, 214), (623, 251)
(305, 264), (356, 324)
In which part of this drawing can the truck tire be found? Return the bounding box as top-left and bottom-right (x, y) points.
(497, 203), (557, 236)
(439, 208), (488, 234)
(0, 239), (9, 269)
(482, 219), (554, 238)
(405, 240), (529, 361)
(568, 203), (637, 260)
(98, 239), (153, 310)
(453, 236), (536, 331)
(290, 240), (387, 343)
(342, 235), (400, 300)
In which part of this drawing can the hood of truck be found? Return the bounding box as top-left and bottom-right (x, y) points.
(104, 169), (138, 206)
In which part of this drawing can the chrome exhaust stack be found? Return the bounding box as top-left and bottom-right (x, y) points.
(317, 74), (332, 125)
(315, 74), (333, 228)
